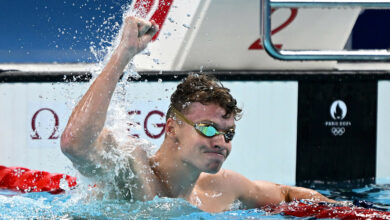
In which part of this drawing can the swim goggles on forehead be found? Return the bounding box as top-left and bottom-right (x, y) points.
(169, 106), (235, 143)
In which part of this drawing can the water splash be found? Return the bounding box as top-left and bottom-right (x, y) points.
(59, 1), (165, 202)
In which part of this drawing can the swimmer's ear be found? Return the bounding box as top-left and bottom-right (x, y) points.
(165, 118), (176, 137)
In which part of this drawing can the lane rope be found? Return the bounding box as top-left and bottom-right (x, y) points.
(266, 200), (390, 219)
(0, 165), (77, 194)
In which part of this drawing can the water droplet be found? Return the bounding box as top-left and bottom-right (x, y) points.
(141, 49), (151, 56)
(163, 32), (172, 39)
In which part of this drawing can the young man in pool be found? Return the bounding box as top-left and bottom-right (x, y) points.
(60, 16), (334, 212)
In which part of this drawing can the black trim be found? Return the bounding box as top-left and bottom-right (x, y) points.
(296, 80), (378, 187)
(1, 70), (390, 83)
(0, 71), (92, 83)
(134, 70), (390, 82)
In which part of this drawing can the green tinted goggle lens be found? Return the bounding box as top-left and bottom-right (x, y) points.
(195, 124), (235, 143)
(199, 125), (217, 136)
(169, 106), (235, 143)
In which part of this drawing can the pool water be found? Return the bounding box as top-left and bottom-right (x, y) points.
(1, 183), (390, 219)
(0, 190), (274, 219)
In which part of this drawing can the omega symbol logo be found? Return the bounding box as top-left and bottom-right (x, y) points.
(31, 108), (60, 140)
(330, 100), (347, 120)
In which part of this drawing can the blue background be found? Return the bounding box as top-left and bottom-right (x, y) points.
(0, 0), (130, 63)
(0, 1), (389, 63)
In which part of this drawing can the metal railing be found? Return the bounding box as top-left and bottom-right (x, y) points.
(260, 0), (390, 60)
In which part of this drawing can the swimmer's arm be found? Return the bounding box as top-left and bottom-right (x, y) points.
(231, 173), (334, 208)
(277, 183), (335, 203)
(60, 17), (158, 172)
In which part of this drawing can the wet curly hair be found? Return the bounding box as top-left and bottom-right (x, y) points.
(167, 74), (242, 121)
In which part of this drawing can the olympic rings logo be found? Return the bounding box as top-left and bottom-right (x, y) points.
(331, 127), (345, 136)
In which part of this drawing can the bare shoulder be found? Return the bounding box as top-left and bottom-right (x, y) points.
(198, 169), (247, 183)
(197, 169), (285, 194)
(197, 170), (288, 208)
(197, 169), (252, 195)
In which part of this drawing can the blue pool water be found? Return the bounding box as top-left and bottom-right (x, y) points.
(1, 184), (390, 219)
(0, 190), (275, 219)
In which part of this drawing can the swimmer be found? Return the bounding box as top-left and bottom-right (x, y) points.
(61, 16), (335, 212)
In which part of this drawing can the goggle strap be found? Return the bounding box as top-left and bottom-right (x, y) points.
(170, 106), (195, 126)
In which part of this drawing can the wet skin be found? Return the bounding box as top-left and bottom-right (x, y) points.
(149, 102), (241, 212)
(170, 102), (234, 174)
(60, 16), (336, 214)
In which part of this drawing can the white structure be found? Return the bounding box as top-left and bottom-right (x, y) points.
(1, 0), (389, 185)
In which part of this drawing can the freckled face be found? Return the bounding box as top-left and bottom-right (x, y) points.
(174, 103), (235, 174)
